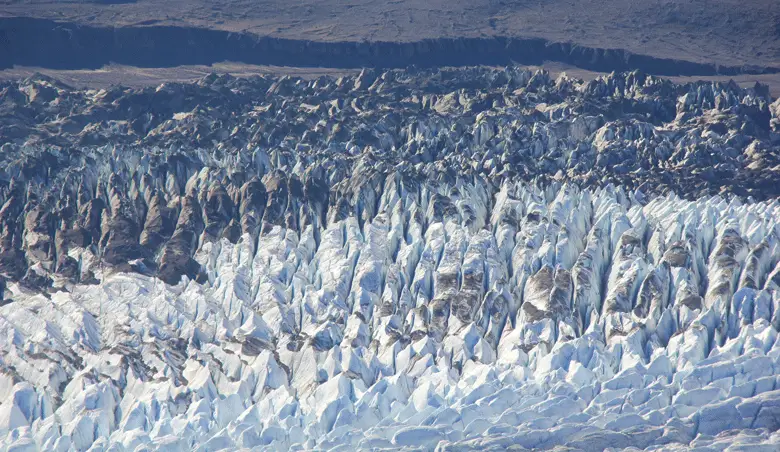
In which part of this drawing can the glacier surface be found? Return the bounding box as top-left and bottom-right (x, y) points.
(2, 185), (780, 451)
(0, 67), (779, 451)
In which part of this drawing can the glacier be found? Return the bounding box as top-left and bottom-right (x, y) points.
(0, 67), (779, 451)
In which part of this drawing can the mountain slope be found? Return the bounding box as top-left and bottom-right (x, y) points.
(2, 0), (779, 68)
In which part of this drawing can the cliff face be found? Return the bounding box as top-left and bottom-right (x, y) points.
(1, 17), (778, 76)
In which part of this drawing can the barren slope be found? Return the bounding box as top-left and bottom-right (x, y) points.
(2, 0), (779, 68)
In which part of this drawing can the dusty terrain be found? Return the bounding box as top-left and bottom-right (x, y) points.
(0, 63), (359, 88)
(3, 62), (780, 97)
(2, 0), (779, 68)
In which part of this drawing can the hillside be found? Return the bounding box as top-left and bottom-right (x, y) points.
(1, 0), (779, 70)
